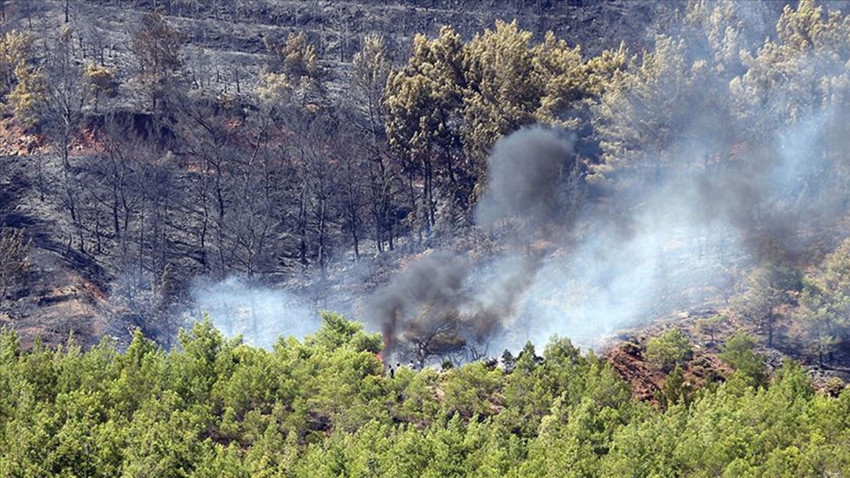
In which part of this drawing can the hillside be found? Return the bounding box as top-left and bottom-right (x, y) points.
(4, 1), (850, 474)
(2, 1), (680, 112)
(2, 0), (850, 395)
(0, 0), (684, 349)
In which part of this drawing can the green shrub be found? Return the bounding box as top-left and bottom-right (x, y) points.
(719, 333), (767, 388)
(645, 329), (693, 372)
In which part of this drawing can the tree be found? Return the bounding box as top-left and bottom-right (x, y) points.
(738, 262), (801, 346)
(42, 27), (90, 251)
(176, 95), (242, 276)
(351, 34), (397, 253)
(697, 314), (727, 343)
(797, 238), (850, 366)
(264, 31), (326, 110)
(385, 26), (466, 242)
(6, 55), (43, 127)
(0, 228), (31, 303)
(0, 30), (34, 103)
(660, 364), (693, 408)
(645, 329), (693, 372)
(719, 333), (767, 388)
(462, 20), (541, 178)
(333, 122), (368, 261)
(532, 32), (625, 127)
(131, 9), (185, 113)
(592, 34), (717, 182)
(731, 0), (850, 133)
(307, 312), (381, 353)
(84, 62), (117, 113)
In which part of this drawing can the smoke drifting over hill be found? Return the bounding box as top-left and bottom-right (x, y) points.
(186, 1), (850, 364)
(190, 277), (320, 348)
(475, 127), (576, 231)
(191, 99), (850, 361)
(374, 111), (850, 361)
(371, 127), (575, 360)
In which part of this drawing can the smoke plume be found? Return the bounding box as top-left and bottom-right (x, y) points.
(475, 126), (576, 232)
(373, 126), (576, 362)
(195, 1), (850, 363)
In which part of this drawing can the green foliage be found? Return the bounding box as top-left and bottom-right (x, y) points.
(719, 333), (767, 389)
(84, 62), (118, 112)
(0, 316), (846, 476)
(739, 262), (801, 346)
(660, 364), (694, 409)
(592, 34), (707, 181)
(131, 9), (186, 112)
(306, 311), (382, 353)
(0, 30), (39, 124)
(645, 329), (694, 372)
(697, 314), (728, 342)
(261, 31), (326, 110)
(0, 31), (34, 94)
(797, 238), (850, 365)
(7, 59), (44, 126)
(462, 20), (541, 170)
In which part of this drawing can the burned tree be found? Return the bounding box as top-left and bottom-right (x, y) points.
(131, 9), (185, 114)
(0, 228), (31, 303)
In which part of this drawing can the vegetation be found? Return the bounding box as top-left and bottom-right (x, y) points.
(0, 316), (847, 476)
(645, 329), (694, 372)
(0, 0), (847, 360)
(720, 333), (768, 388)
(2, 1), (850, 473)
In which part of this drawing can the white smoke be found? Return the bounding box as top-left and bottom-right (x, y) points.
(189, 276), (321, 348)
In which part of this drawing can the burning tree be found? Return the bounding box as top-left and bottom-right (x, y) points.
(400, 308), (466, 366)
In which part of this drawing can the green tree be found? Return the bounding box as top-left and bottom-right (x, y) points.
(697, 314), (727, 343)
(798, 238), (850, 366)
(719, 333), (767, 389)
(592, 35), (714, 182)
(533, 33), (626, 147)
(660, 364), (693, 409)
(731, 0), (850, 132)
(0, 30), (33, 99)
(306, 311), (382, 353)
(385, 26), (466, 240)
(84, 62), (118, 113)
(738, 262), (801, 346)
(261, 31), (326, 111)
(645, 329), (693, 372)
(462, 20), (541, 181)
(6, 56), (43, 126)
(441, 361), (502, 419)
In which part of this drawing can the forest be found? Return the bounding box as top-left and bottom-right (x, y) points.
(2, 0), (850, 474)
(0, 316), (849, 477)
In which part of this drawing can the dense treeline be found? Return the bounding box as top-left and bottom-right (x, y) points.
(0, 315), (848, 477)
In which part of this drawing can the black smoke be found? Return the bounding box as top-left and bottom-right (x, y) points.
(373, 127), (577, 362)
(475, 126), (576, 232)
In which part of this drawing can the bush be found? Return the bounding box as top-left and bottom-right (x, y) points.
(719, 333), (766, 388)
(645, 329), (693, 372)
